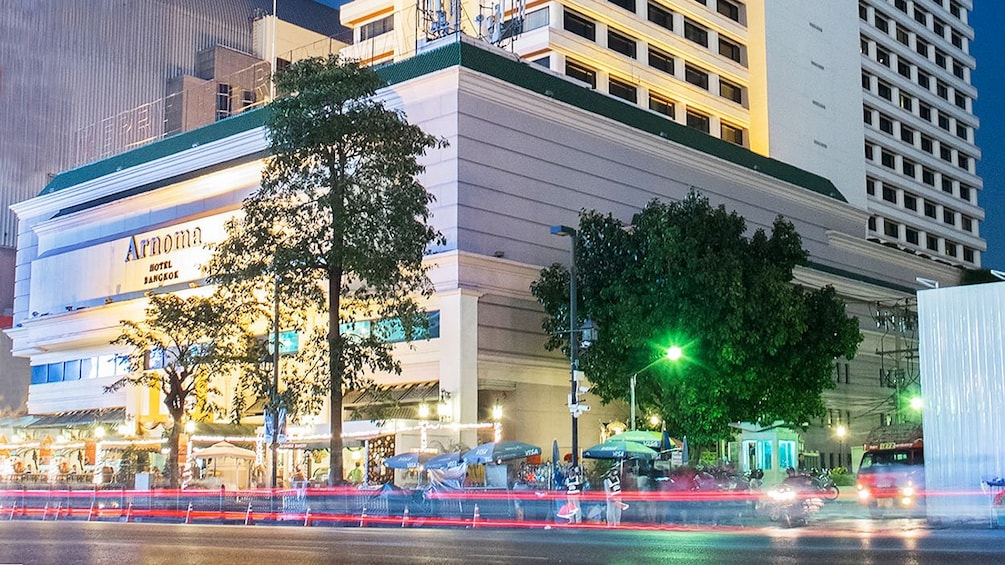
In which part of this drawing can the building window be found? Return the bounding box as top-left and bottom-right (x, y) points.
(917, 69), (930, 89)
(935, 49), (948, 69)
(955, 92), (967, 110)
(215, 83), (232, 121)
(962, 216), (973, 232)
(902, 159), (916, 178)
(900, 92), (916, 112)
(963, 247), (975, 263)
(861, 36), (870, 56)
(859, 2), (868, 20)
(874, 12), (889, 33)
(904, 192), (918, 211)
(565, 60), (596, 88)
(906, 227), (919, 245)
(608, 29), (637, 58)
(937, 81), (949, 100)
(953, 62), (966, 80)
(863, 107), (874, 125)
(940, 145), (953, 162)
(960, 184), (972, 202)
(866, 177), (876, 195)
(684, 19), (709, 47)
(943, 208), (956, 226)
(896, 25), (910, 45)
(720, 79), (742, 103)
(862, 71), (872, 90)
(721, 122), (744, 145)
(938, 113), (951, 131)
(943, 177), (955, 194)
(926, 235), (939, 251)
(914, 6), (927, 26)
(868, 216), (877, 231)
(900, 125), (914, 143)
(648, 46), (674, 74)
(919, 101), (932, 121)
(879, 114), (894, 134)
(950, 1), (963, 19)
(649, 93), (675, 118)
(609, 0), (636, 13)
(884, 220), (899, 238)
(875, 46), (890, 67)
(877, 81), (892, 101)
(933, 20), (945, 40)
(684, 64), (709, 90)
(958, 154), (970, 171)
(865, 142), (874, 159)
(717, 0), (740, 22)
(719, 37), (742, 63)
(921, 135), (934, 154)
(945, 241), (957, 257)
(564, 10), (596, 41)
(648, 2), (673, 31)
(686, 109), (710, 133)
(915, 36), (929, 57)
(922, 168), (935, 186)
(924, 200), (937, 219)
(882, 185), (897, 203)
(881, 150), (896, 169)
(608, 77), (637, 103)
(898, 59), (912, 78)
(524, 7), (549, 31)
(531, 56), (550, 68)
(956, 123), (969, 141)
(360, 15), (394, 40)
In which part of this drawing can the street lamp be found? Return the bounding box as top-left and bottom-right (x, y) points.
(835, 424), (847, 467)
(550, 224), (581, 466)
(630, 345), (682, 431)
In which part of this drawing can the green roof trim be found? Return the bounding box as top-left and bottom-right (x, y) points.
(40, 108), (270, 195)
(807, 260), (919, 295)
(42, 39), (845, 204)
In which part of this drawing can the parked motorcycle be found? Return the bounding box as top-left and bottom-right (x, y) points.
(809, 469), (840, 502)
(763, 483), (824, 527)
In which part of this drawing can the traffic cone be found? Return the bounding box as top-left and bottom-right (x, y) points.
(401, 505), (409, 528)
(303, 507), (312, 527)
(124, 502), (133, 523)
(245, 502), (254, 526)
(359, 505), (367, 527)
(472, 504), (480, 528)
(87, 502), (96, 522)
(185, 502), (193, 524)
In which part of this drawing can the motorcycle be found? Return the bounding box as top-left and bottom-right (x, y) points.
(763, 483), (824, 528)
(809, 469), (840, 502)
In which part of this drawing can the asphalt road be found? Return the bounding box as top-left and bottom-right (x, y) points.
(3, 519), (1005, 565)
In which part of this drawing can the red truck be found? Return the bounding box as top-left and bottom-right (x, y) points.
(855, 423), (924, 517)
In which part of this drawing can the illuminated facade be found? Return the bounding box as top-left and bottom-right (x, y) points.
(6, 40), (960, 482)
(338, 0), (983, 269)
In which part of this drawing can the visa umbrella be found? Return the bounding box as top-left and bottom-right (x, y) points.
(607, 430), (664, 449)
(462, 441), (541, 464)
(583, 440), (658, 460)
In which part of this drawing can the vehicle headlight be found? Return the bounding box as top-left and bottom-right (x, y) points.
(769, 489), (796, 501)
(858, 489), (871, 500)
(901, 486), (914, 497)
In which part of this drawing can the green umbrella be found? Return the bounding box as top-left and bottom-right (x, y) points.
(608, 430), (664, 449)
(583, 440), (658, 460)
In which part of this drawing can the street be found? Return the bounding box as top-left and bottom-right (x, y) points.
(2, 516), (1005, 565)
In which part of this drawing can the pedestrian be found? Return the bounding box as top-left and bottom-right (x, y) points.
(565, 465), (583, 523)
(349, 460), (364, 484)
(604, 465), (626, 527)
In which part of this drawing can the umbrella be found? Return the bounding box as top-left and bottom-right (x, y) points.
(552, 439), (560, 489)
(195, 441), (255, 460)
(608, 430), (663, 449)
(425, 452), (464, 470)
(583, 440), (658, 460)
(462, 441), (541, 464)
(681, 436), (689, 465)
(661, 429), (672, 452)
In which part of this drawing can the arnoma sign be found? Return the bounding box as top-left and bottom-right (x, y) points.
(124, 227), (203, 263)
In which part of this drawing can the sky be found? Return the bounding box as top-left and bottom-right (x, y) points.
(968, 3), (1005, 270)
(311, 0), (1004, 270)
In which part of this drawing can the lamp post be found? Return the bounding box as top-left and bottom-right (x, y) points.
(835, 424), (847, 467)
(270, 271), (281, 490)
(629, 345), (682, 431)
(550, 225), (581, 466)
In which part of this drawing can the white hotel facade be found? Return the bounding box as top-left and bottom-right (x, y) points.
(6, 0), (981, 482)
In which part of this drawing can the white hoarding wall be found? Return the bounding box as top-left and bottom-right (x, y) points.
(918, 282), (1005, 524)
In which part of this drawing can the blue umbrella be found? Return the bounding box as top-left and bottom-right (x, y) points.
(384, 452), (428, 470)
(583, 440), (658, 460)
(682, 436), (689, 465)
(425, 452), (463, 470)
(552, 439), (561, 489)
(462, 441), (541, 464)
(661, 429), (672, 452)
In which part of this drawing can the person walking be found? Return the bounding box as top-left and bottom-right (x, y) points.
(604, 465), (625, 527)
(564, 465), (583, 523)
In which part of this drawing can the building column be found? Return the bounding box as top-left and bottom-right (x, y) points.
(437, 287), (483, 447)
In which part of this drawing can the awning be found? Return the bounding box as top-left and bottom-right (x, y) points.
(342, 381), (439, 408)
(25, 407), (126, 428)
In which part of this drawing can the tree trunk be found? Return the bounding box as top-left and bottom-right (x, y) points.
(168, 412), (182, 489)
(328, 273), (344, 485)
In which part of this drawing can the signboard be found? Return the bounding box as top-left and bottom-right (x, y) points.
(263, 407), (287, 444)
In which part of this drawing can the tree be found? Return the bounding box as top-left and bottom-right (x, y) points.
(107, 292), (261, 488)
(531, 191), (862, 446)
(207, 55), (445, 484)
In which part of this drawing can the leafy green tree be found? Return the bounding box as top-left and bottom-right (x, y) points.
(107, 292), (261, 488)
(531, 191), (862, 446)
(207, 55), (445, 484)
